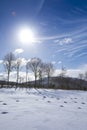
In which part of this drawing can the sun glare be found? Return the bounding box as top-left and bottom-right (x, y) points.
(18, 28), (35, 44)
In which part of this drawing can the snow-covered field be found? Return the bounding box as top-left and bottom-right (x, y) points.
(0, 88), (87, 130)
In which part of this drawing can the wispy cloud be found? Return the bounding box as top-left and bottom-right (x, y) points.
(52, 24), (87, 61)
(37, 33), (71, 41)
(40, 22), (48, 26)
(14, 48), (24, 54)
(64, 43), (87, 58)
(72, 7), (87, 15)
(74, 52), (87, 58)
(54, 38), (73, 45)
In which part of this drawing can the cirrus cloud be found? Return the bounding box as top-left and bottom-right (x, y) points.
(14, 48), (24, 54)
(54, 38), (73, 45)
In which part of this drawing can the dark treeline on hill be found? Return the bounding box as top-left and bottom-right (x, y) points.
(51, 76), (87, 90)
(0, 76), (87, 91)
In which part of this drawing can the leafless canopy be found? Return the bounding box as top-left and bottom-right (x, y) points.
(28, 57), (42, 87)
(3, 52), (15, 82)
(45, 63), (54, 87)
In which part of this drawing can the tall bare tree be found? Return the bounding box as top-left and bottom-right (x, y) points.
(45, 63), (54, 87)
(78, 73), (83, 80)
(84, 71), (87, 81)
(14, 58), (22, 84)
(3, 52), (15, 83)
(28, 57), (42, 87)
(26, 61), (30, 85)
(60, 65), (66, 77)
(78, 73), (84, 89)
(38, 63), (46, 86)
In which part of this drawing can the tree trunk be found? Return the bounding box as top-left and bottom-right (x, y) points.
(48, 75), (50, 88)
(41, 77), (43, 87)
(26, 71), (28, 86)
(35, 73), (37, 88)
(16, 67), (19, 88)
(17, 70), (19, 83)
(8, 71), (10, 87)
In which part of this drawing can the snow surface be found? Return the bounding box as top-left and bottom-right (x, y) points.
(0, 88), (87, 130)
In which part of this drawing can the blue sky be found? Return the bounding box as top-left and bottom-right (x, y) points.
(0, 0), (87, 72)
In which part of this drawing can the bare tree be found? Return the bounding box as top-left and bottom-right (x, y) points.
(38, 63), (46, 86)
(78, 73), (84, 89)
(26, 61), (30, 85)
(14, 58), (22, 84)
(3, 52), (15, 83)
(78, 73), (83, 80)
(84, 71), (87, 81)
(60, 65), (66, 78)
(45, 63), (54, 87)
(28, 57), (42, 87)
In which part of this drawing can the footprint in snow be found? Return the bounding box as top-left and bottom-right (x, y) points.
(60, 105), (64, 107)
(56, 98), (60, 100)
(3, 103), (7, 105)
(16, 100), (19, 102)
(81, 102), (85, 104)
(43, 96), (46, 99)
(64, 101), (67, 103)
(78, 107), (82, 109)
(47, 101), (51, 103)
(74, 101), (77, 103)
(1, 112), (8, 114)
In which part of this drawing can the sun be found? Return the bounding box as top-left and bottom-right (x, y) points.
(18, 28), (35, 44)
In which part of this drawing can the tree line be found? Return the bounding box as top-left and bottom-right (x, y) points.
(0, 52), (87, 90)
(2, 52), (54, 87)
